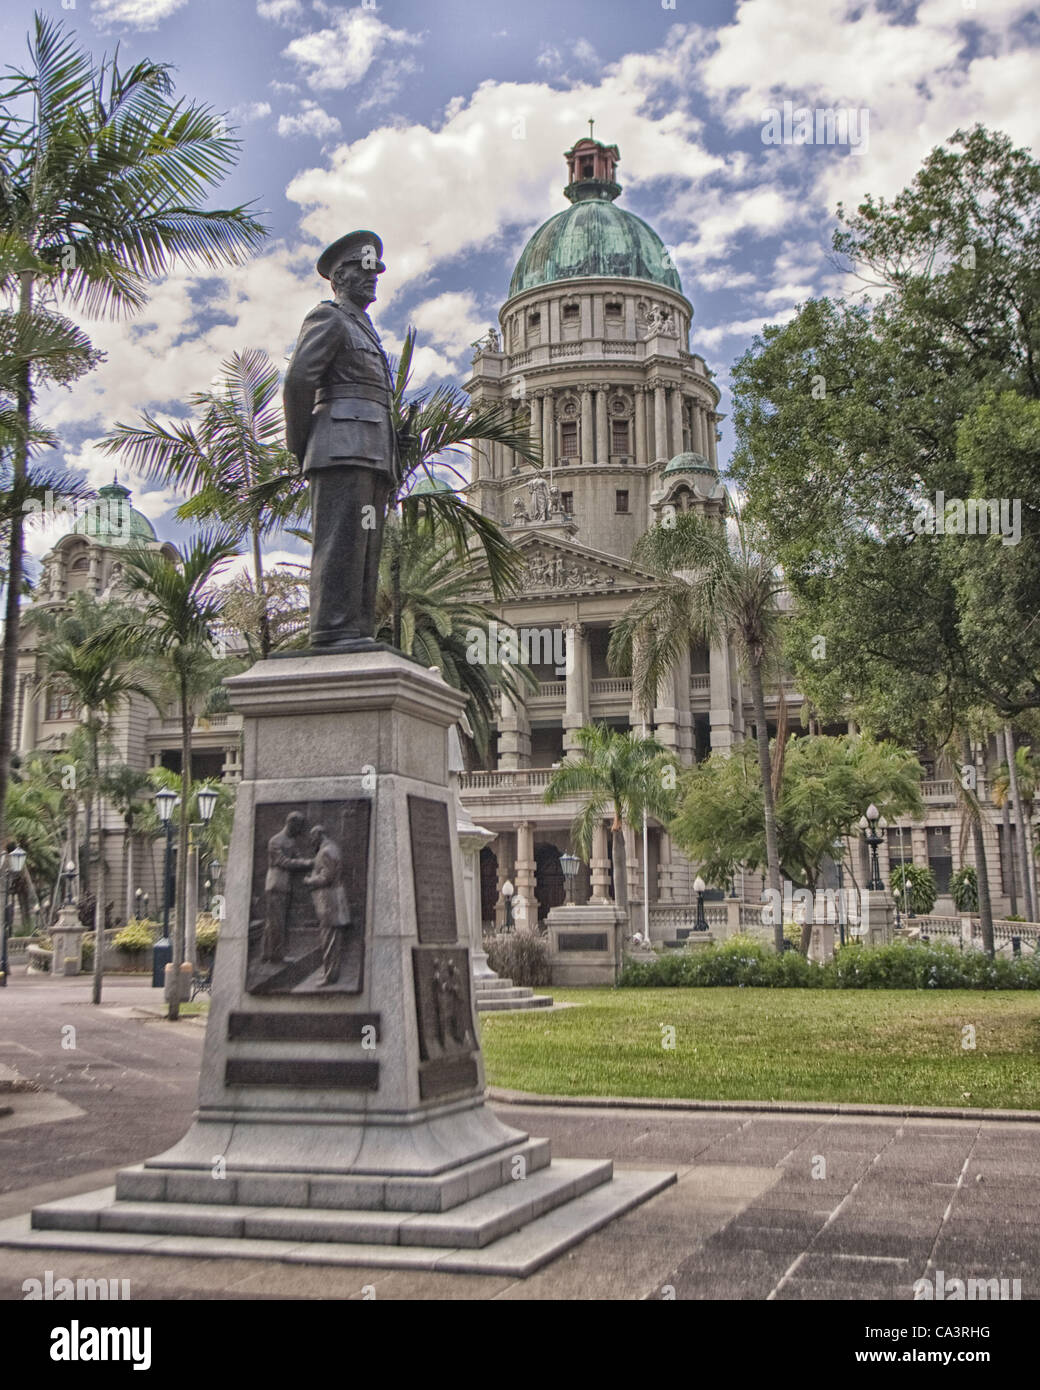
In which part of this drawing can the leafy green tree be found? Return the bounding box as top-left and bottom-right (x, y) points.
(609, 505), (786, 945)
(671, 733), (923, 947)
(0, 12), (265, 879)
(543, 724), (677, 912)
(92, 532), (238, 1018)
(101, 763), (155, 926)
(951, 866), (979, 914)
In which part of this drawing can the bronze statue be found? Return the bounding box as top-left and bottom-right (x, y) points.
(304, 823), (351, 987)
(261, 811), (313, 963)
(284, 230), (410, 649)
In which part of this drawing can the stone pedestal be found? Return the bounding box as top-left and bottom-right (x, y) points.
(50, 905), (85, 977)
(807, 920), (835, 963)
(547, 903), (627, 986)
(24, 649), (670, 1274)
(860, 890), (896, 947)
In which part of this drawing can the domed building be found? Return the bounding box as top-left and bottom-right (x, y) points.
(460, 135), (763, 937)
(10, 480), (242, 931)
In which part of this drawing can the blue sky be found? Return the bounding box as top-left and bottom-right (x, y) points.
(5, 0), (1039, 575)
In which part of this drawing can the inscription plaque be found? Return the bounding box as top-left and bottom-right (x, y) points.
(228, 1012), (380, 1043)
(407, 795), (458, 943)
(412, 945), (479, 1102)
(226, 1058), (379, 1090)
(246, 799), (370, 996)
(557, 932), (609, 952)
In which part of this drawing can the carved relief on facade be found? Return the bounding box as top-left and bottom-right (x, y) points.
(515, 548), (617, 593)
(637, 298), (678, 338)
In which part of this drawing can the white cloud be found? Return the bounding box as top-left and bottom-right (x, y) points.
(406, 292), (488, 359)
(91, 0), (188, 29)
(285, 30), (724, 311)
(695, 309), (797, 352)
(283, 7), (424, 94)
(277, 101), (343, 140)
(230, 101), (272, 123)
(536, 37), (601, 81)
(257, 0), (304, 23)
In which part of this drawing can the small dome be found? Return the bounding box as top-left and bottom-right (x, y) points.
(661, 451), (717, 478)
(410, 474), (453, 496)
(510, 200), (682, 297)
(509, 136), (681, 297)
(69, 478), (157, 544)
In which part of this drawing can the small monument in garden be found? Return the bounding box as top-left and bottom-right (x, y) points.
(21, 233), (672, 1275)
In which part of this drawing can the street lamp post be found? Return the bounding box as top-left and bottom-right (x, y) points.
(502, 878), (514, 931)
(134, 886), (143, 922)
(0, 845), (27, 988)
(559, 852), (579, 906)
(152, 788), (178, 988)
(186, 786), (218, 968)
(693, 874), (709, 932)
(859, 804), (887, 893)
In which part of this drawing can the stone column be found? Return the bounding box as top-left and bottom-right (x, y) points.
(88, 546), (102, 596)
(530, 393), (542, 458)
(634, 386), (648, 467)
(542, 389), (555, 471)
(656, 831), (676, 905)
(708, 640), (735, 756)
(624, 824), (643, 920)
(706, 411), (718, 465)
(562, 623), (588, 756)
(497, 685), (530, 770)
(670, 388), (684, 462)
(580, 388), (594, 465)
(514, 820), (536, 933)
(653, 381), (668, 463)
(591, 821), (611, 903)
(595, 384), (609, 464)
(19, 676), (37, 753)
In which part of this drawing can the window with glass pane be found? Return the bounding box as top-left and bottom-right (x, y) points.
(611, 418), (629, 455)
(926, 825), (953, 895)
(560, 421), (578, 458)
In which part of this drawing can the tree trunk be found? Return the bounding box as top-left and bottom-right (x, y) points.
(91, 728), (104, 1005)
(611, 821), (627, 913)
(0, 272), (34, 877)
(169, 676), (192, 1021)
(250, 521), (270, 658)
(963, 734), (995, 957)
(1004, 724), (1035, 922)
(1001, 794), (1018, 917)
(749, 657), (783, 951)
(124, 826), (135, 925)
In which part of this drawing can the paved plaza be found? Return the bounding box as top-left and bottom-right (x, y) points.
(0, 974), (1037, 1300)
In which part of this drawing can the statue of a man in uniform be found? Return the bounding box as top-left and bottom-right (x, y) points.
(283, 230), (410, 649)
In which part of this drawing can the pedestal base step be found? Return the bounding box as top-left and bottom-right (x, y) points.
(3, 1168), (675, 1278)
(114, 1137), (551, 1214)
(475, 978), (554, 1011)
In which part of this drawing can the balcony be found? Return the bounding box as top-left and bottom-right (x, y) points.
(590, 677), (632, 697)
(460, 768), (554, 792)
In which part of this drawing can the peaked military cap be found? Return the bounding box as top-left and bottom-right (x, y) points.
(316, 230), (386, 279)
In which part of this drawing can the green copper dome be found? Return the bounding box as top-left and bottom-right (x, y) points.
(509, 201), (683, 297)
(662, 451), (717, 477)
(71, 478), (157, 544)
(410, 474), (453, 496)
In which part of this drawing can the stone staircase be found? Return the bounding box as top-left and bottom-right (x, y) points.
(474, 976), (553, 1012)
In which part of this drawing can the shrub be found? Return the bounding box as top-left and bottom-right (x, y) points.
(113, 920), (158, 954)
(195, 914), (219, 959)
(618, 936), (1040, 990)
(950, 866), (979, 913)
(890, 863), (938, 915)
(485, 931), (551, 987)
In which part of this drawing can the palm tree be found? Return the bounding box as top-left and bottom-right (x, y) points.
(102, 764), (155, 926)
(34, 596), (156, 1001)
(543, 724), (677, 913)
(375, 512), (535, 760)
(92, 532), (237, 1018)
(609, 503), (787, 949)
(0, 12), (266, 876)
(99, 350), (294, 658)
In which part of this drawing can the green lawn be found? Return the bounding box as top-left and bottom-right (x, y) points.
(479, 989), (1040, 1110)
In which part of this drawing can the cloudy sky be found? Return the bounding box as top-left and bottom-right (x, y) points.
(4, 0), (1038, 573)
